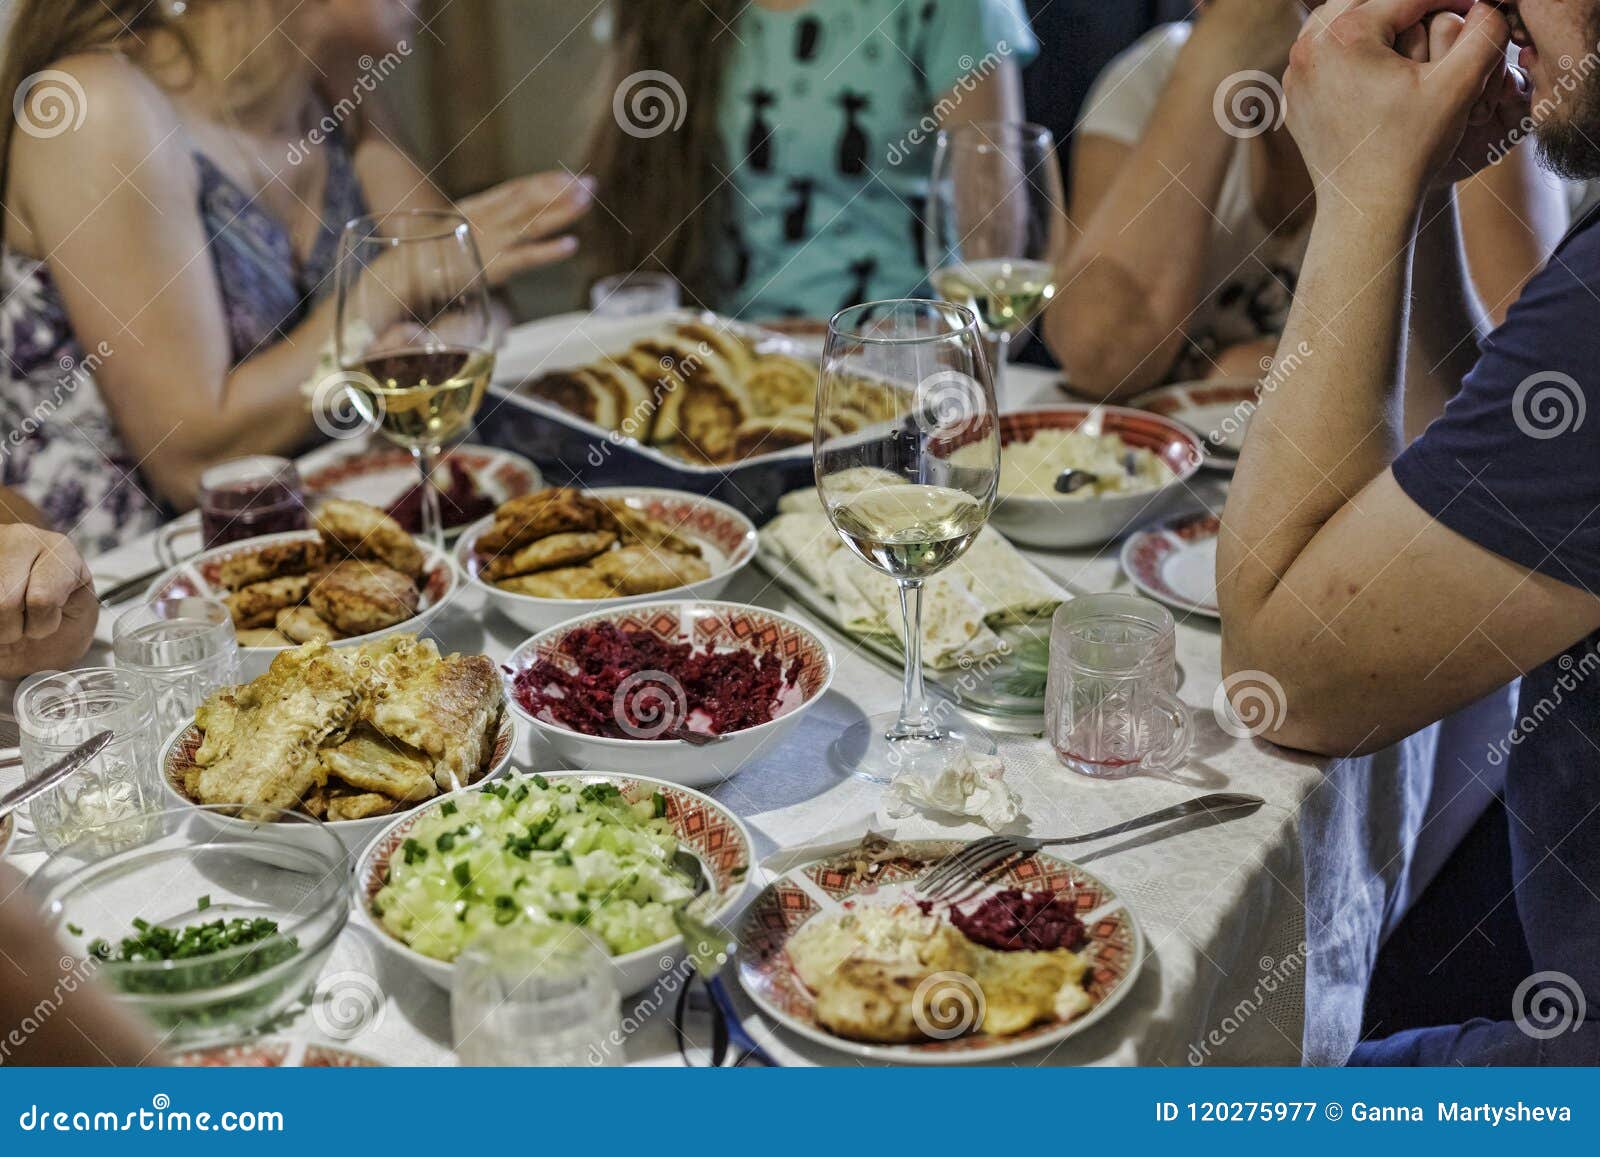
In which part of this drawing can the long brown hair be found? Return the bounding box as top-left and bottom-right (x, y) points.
(584, 0), (743, 307)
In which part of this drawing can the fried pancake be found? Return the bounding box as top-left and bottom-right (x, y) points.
(364, 652), (503, 790)
(224, 574), (313, 629)
(496, 568), (616, 599)
(743, 354), (816, 416)
(975, 948), (1089, 1037)
(218, 539), (324, 591)
(315, 498), (425, 579)
(307, 560), (419, 636)
(730, 415), (814, 460)
(319, 725), (438, 803)
(480, 530), (618, 582)
(325, 791), (400, 822)
(475, 488), (613, 555)
(600, 500), (702, 557)
(589, 544), (711, 595)
(193, 644), (362, 814)
(276, 605), (339, 644)
(235, 627), (292, 648)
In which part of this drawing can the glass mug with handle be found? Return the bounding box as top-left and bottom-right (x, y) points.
(1044, 593), (1191, 779)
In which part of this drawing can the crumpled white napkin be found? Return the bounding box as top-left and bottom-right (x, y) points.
(879, 751), (1023, 832)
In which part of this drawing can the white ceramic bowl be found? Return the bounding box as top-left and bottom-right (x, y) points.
(988, 405), (1204, 549)
(145, 530), (460, 680)
(504, 600), (835, 787)
(456, 487), (758, 634)
(158, 711), (518, 854)
(351, 771), (754, 994)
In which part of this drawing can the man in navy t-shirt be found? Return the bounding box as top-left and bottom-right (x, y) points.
(1219, 0), (1600, 1062)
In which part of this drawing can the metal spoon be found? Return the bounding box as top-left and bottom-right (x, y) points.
(1054, 468), (1100, 495)
(0, 732), (114, 821)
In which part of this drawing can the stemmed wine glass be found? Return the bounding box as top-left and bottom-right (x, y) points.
(926, 121), (1066, 399)
(816, 299), (1001, 783)
(334, 210), (495, 548)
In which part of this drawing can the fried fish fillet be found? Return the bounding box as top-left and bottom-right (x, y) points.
(307, 560), (419, 635)
(352, 633), (441, 690)
(192, 644), (363, 813)
(495, 568), (616, 599)
(600, 500), (703, 557)
(364, 652), (503, 790)
(276, 604), (339, 644)
(218, 539), (324, 591)
(588, 544), (711, 595)
(224, 574), (313, 629)
(315, 498), (425, 579)
(319, 725), (438, 803)
(325, 791), (400, 822)
(480, 530), (617, 582)
(475, 488), (614, 555)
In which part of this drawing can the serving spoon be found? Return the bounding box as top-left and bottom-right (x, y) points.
(1053, 468), (1100, 495)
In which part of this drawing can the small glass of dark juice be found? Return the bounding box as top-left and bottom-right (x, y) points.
(198, 456), (308, 548)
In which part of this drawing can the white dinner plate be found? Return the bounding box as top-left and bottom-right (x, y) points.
(1119, 512), (1221, 619)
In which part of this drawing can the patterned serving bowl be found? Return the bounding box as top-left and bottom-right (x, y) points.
(503, 600), (835, 787)
(457, 487), (759, 634)
(158, 711), (518, 854)
(144, 530), (460, 681)
(352, 771), (753, 994)
(989, 405), (1204, 549)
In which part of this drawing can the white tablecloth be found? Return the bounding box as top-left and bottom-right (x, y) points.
(1, 365), (1513, 1067)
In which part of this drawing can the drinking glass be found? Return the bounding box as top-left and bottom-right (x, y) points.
(1044, 593), (1192, 779)
(589, 271), (681, 318)
(335, 210), (495, 550)
(926, 121), (1066, 398)
(817, 299), (1001, 783)
(451, 928), (623, 1067)
(155, 456), (308, 566)
(14, 668), (159, 852)
(112, 598), (239, 737)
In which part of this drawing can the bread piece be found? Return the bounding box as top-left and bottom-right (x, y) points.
(315, 498), (425, 579)
(218, 539), (323, 591)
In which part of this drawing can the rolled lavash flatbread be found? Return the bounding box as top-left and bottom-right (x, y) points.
(759, 512), (842, 593)
(950, 530), (1066, 625)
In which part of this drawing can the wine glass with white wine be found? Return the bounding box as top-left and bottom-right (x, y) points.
(817, 299), (1001, 783)
(335, 210), (495, 549)
(926, 121), (1065, 399)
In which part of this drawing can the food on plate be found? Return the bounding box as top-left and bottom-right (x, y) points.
(181, 634), (505, 823)
(510, 620), (802, 739)
(949, 889), (1089, 953)
(210, 499), (431, 643)
(471, 488), (713, 600)
(370, 773), (696, 959)
(515, 319), (897, 464)
(999, 428), (1173, 499)
(386, 459), (497, 533)
(761, 480), (1065, 668)
(786, 897), (1091, 1044)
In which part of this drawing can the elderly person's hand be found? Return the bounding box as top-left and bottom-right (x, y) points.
(0, 524), (98, 680)
(1284, 0), (1520, 211)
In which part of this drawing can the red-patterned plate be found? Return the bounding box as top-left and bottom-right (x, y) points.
(738, 840), (1145, 1063)
(299, 442), (542, 537)
(1119, 512), (1221, 619)
(352, 770), (753, 994)
(170, 1040), (384, 1067)
(1129, 380), (1261, 474)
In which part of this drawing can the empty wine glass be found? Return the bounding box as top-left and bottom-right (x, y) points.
(926, 122), (1066, 398)
(816, 299), (1001, 783)
(335, 210), (496, 549)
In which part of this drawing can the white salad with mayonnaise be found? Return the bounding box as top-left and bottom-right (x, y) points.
(371, 773), (695, 961)
(1000, 429), (1173, 499)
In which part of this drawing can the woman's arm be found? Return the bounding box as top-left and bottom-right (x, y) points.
(1456, 143), (1567, 327)
(1044, 2), (1307, 399)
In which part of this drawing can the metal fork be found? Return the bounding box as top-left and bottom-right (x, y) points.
(917, 792), (1265, 905)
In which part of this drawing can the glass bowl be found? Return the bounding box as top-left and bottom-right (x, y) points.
(28, 805), (350, 1045)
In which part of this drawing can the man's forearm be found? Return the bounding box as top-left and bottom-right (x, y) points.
(1219, 200), (1419, 618)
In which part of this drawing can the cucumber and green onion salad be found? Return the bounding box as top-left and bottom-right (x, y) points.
(372, 773), (698, 961)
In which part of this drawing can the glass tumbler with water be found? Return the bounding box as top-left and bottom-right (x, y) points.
(452, 928), (623, 1066)
(1044, 593), (1191, 779)
(14, 668), (159, 851)
(113, 597), (239, 737)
